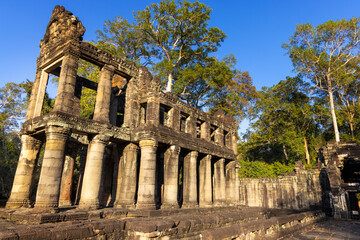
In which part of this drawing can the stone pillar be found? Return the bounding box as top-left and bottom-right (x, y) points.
(162, 145), (180, 208)
(6, 135), (42, 208)
(234, 161), (240, 204)
(79, 135), (109, 210)
(53, 54), (79, 114)
(146, 97), (160, 126)
(137, 139), (158, 209)
(93, 64), (115, 123)
(215, 128), (224, 146)
(213, 158), (226, 206)
(225, 161), (239, 205)
(199, 155), (212, 207)
(26, 69), (49, 120)
(34, 126), (69, 211)
(231, 131), (237, 155)
(114, 143), (139, 209)
(74, 147), (87, 205)
(183, 151), (198, 208)
(201, 122), (210, 141)
(186, 116), (196, 137)
(170, 108), (180, 131)
(59, 153), (76, 207)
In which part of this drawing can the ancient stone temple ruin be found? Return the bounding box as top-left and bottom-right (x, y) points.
(6, 5), (239, 212)
(1, 6), (332, 239)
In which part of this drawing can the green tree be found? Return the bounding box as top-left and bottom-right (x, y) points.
(0, 81), (30, 200)
(335, 70), (360, 139)
(245, 77), (321, 164)
(174, 55), (258, 120)
(283, 17), (360, 142)
(97, 0), (226, 92)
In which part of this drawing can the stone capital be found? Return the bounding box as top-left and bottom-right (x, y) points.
(169, 145), (180, 155)
(124, 142), (139, 151)
(45, 126), (70, 140)
(92, 134), (110, 144)
(190, 151), (198, 158)
(21, 134), (42, 146)
(102, 64), (116, 73)
(139, 139), (158, 148)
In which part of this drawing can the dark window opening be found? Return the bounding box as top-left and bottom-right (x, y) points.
(210, 125), (217, 142)
(140, 103), (147, 124)
(159, 104), (171, 127)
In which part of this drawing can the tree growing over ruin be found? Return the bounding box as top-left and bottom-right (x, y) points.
(283, 17), (360, 142)
(96, 0), (226, 92)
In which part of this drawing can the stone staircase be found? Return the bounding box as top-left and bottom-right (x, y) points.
(0, 207), (324, 239)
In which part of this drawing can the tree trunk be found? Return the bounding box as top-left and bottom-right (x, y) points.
(328, 85), (340, 143)
(282, 144), (289, 163)
(304, 137), (310, 165)
(165, 72), (173, 92)
(349, 122), (354, 140)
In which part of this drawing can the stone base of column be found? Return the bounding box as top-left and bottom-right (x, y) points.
(199, 202), (213, 208)
(161, 203), (179, 209)
(33, 201), (59, 213)
(5, 199), (32, 209)
(78, 200), (100, 210)
(213, 201), (226, 207)
(58, 200), (72, 207)
(182, 202), (198, 209)
(114, 201), (136, 210)
(136, 203), (156, 210)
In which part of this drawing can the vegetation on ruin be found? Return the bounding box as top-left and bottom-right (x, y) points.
(0, 81), (30, 200)
(96, 0), (256, 120)
(283, 17), (360, 142)
(239, 18), (360, 178)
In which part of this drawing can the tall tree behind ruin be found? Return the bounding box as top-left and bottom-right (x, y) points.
(245, 77), (322, 164)
(96, 0), (226, 92)
(283, 17), (360, 143)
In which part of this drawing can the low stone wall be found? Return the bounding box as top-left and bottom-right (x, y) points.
(239, 167), (322, 210)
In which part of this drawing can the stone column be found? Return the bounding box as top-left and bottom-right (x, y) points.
(231, 131), (237, 155)
(6, 135), (42, 208)
(114, 143), (139, 209)
(123, 77), (139, 128)
(170, 108), (180, 131)
(53, 54), (79, 114)
(201, 122), (210, 141)
(79, 135), (109, 210)
(234, 161), (240, 204)
(225, 161), (239, 205)
(93, 64), (115, 123)
(215, 128), (224, 146)
(59, 153), (75, 207)
(199, 155), (212, 207)
(186, 116), (196, 137)
(162, 145), (180, 209)
(137, 139), (157, 210)
(213, 158), (226, 206)
(183, 151), (198, 208)
(26, 69), (49, 120)
(34, 126), (69, 211)
(146, 97), (160, 126)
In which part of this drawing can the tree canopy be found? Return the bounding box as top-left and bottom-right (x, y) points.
(283, 17), (360, 142)
(97, 0), (226, 92)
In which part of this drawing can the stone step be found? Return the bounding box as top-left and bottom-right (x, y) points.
(0, 208), (324, 240)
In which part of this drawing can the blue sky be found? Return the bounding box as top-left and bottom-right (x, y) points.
(1, 0), (359, 133)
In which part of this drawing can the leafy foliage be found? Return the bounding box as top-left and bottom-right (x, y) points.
(238, 160), (294, 178)
(0, 81), (31, 199)
(283, 17), (360, 142)
(97, 0), (226, 92)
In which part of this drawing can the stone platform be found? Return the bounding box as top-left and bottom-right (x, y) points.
(283, 219), (360, 240)
(0, 207), (324, 239)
